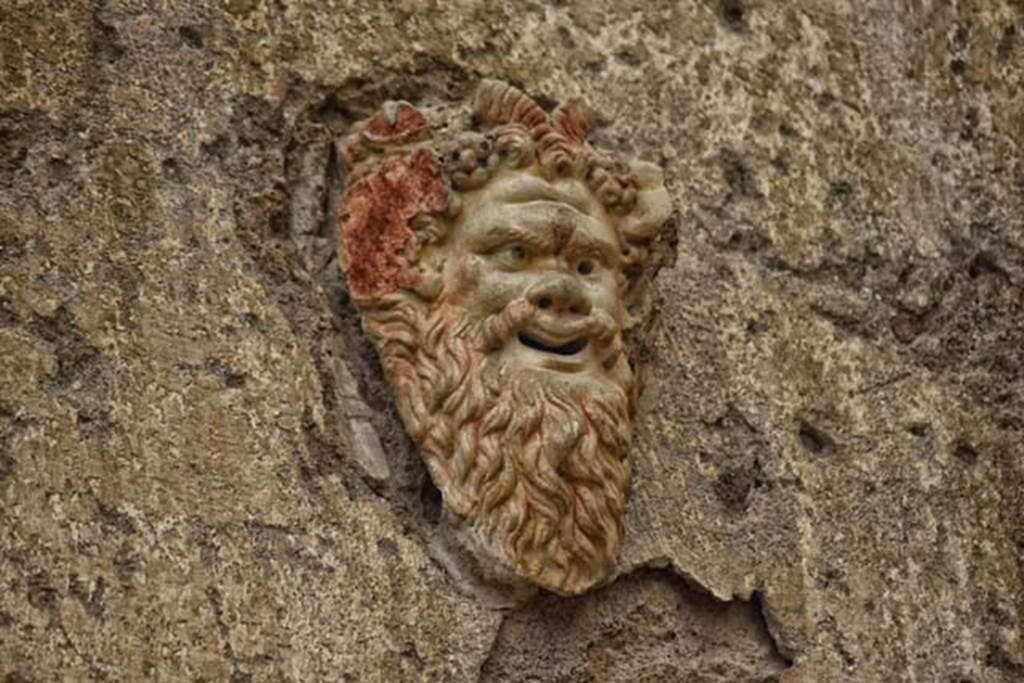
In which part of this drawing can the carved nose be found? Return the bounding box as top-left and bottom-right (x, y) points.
(527, 276), (592, 316)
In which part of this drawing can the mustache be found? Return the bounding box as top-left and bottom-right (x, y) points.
(475, 297), (624, 369)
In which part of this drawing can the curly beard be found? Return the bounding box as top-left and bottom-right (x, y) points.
(361, 293), (633, 594)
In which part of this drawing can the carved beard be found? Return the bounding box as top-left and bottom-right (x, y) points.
(362, 293), (633, 594)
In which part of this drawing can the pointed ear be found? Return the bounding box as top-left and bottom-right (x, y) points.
(618, 161), (672, 244)
(411, 268), (443, 300)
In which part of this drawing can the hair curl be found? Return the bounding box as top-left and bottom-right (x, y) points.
(338, 80), (672, 294)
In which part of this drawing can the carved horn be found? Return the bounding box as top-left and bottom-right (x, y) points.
(474, 79), (548, 128)
(551, 98), (595, 145)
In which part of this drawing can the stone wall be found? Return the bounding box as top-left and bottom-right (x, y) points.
(1, 1), (1021, 680)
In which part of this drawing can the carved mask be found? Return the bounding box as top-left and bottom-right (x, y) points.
(337, 81), (671, 595)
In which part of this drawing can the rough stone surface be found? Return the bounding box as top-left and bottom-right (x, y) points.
(0, 1), (1021, 681)
(479, 570), (786, 681)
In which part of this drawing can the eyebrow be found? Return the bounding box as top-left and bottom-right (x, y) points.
(471, 208), (620, 266)
(509, 201), (620, 262)
(564, 227), (619, 263)
(472, 223), (552, 251)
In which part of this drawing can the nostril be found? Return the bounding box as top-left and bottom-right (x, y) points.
(538, 296), (552, 309)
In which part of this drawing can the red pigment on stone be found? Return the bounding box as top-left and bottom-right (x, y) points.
(339, 148), (447, 302)
(363, 105), (429, 145)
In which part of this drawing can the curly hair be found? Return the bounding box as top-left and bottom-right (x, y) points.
(337, 80), (671, 305)
(335, 80), (669, 594)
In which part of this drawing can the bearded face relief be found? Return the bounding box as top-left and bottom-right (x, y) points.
(441, 172), (628, 385)
(337, 81), (672, 595)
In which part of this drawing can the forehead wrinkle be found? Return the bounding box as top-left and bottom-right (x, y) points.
(501, 200), (597, 236)
(510, 199), (590, 222)
(476, 222), (551, 251)
(458, 192), (622, 262)
(504, 201), (596, 253)
(460, 200), (554, 250)
(492, 176), (596, 215)
(510, 201), (621, 261)
(500, 201), (623, 263)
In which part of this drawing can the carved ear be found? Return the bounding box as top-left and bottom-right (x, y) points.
(407, 215), (446, 301)
(411, 267), (443, 300)
(618, 161), (673, 244)
(474, 79), (548, 128)
(551, 98), (595, 145)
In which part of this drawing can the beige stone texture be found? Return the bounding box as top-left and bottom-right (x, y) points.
(0, 1), (1021, 681)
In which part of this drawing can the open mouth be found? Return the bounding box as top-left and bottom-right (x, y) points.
(518, 332), (589, 356)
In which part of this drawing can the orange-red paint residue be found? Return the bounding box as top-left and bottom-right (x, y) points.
(363, 105), (429, 145)
(339, 148), (447, 302)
